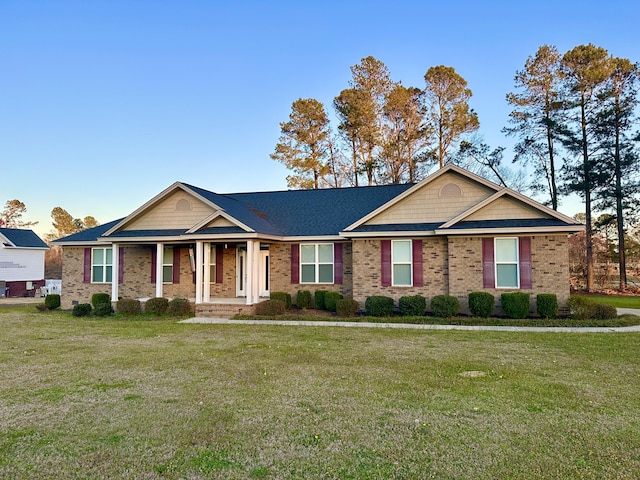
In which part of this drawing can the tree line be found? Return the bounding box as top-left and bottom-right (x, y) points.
(272, 44), (639, 292)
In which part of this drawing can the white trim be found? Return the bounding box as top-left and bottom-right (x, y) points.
(203, 242), (211, 303)
(111, 243), (119, 301)
(340, 230), (438, 238)
(155, 243), (163, 298)
(195, 241), (203, 304)
(299, 243), (335, 285)
(435, 225), (584, 236)
(391, 239), (412, 287)
(343, 164), (502, 232)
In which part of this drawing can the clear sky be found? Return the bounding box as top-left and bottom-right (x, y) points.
(1, 0), (638, 237)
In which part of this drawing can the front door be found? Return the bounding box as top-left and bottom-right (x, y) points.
(236, 248), (246, 297)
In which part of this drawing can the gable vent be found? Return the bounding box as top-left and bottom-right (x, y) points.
(175, 199), (192, 211)
(440, 183), (462, 197)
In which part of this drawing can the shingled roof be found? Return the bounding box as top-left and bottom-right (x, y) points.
(0, 228), (48, 248)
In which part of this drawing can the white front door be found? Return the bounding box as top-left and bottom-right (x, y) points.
(236, 248), (246, 297)
(259, 250), (270, 297)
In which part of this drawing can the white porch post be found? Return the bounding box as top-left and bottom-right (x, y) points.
(155, 243), (164, 298)
(195, 241), (204, 304)
(203, 242), (211, 303)
(111, 243), (119, 301)
(245, 241), (254, 305)
(246, 240), (260, 305)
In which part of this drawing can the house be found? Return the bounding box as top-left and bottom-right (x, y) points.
(0, 228), (48, 297)
(54, 165), (583, 315)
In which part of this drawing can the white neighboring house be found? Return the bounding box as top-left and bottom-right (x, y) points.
(0, 228), (48, 297)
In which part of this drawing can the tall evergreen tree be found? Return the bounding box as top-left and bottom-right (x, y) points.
(1, 199), (38, 228)
(593, 57), (640, 289)
(423, 65), (479, 168)
(270, 98), (331, 189)
(559, 43), (613, 291)
(504, 45), (565, 209)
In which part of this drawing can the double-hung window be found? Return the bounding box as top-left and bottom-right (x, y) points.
(162, 246), (174, 284)
(392, 240), (412, 286)
(495, 238), (519, 288)
(92, 247), (112, 283)
(300, 243), (334, 284)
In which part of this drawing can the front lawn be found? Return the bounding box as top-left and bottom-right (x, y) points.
(2, 307), (640, 479)
(572, 293), (640, 309)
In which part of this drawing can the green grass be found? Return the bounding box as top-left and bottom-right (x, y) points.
(572, 294), (640, 309)
(1, 306), (640, 479)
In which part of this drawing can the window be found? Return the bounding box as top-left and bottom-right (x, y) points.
(300, 243), (334, 284)
(92, 247), (112, 283)
(495, 238), (519, 288)
(209, 245), (216, 283)
(392, 240), (412, 286)
(163, 246), (173, 283)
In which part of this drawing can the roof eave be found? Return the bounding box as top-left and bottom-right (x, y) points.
(435, 225), (585, 236)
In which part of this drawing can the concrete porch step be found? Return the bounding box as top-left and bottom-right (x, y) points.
(195, 302), (258, 318)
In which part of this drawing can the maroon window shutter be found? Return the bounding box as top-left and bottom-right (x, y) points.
(291, 244), (299, 284)
(482, 238), (495, 288)
(151, 248), (157, 284)
(118, 247), (124, 284)
(173, 247), (181, 284)
(83, 248), (91, 283)
(381, 240), (391, 287)
(519, 236), (532, 289)
(334, 243), (343, 285)
(412, 239), (423, 287)
(216, 246), (224, 284)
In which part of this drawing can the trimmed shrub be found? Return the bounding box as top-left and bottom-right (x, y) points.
(365, 296), (394, 317)
(536, 294), (558, 319)
(167, 298), (194, 317)
(501, 292), (531, 319)
(468, 292), (495, 318)
(296, 290), (312, 309)
(91, 293), (111, 308)
(255, 299), (286, 316)
(314, 290), (328, 310)
(566, 296), (597, 320)
(94, 302), (114, 317)
(44, 294), (61, 310)
(336, 299), (359, 317)
(72, 303), (92, 317)
(270, 292), (292, 309)
(145, 297), (169, 316)
(399, 295), (426, 316)
(594, 303), (617, 320)
(117, 298), (141, 316)
(324, 292), (344, 312)
(430, 295), (460, 318)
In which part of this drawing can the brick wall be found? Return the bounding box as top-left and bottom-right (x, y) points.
(351, 238), (448, 309)
(269, 242), (353, 303)
(351, 234), (570, 314)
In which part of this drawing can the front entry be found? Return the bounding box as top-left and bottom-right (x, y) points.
(237, 248), (246, 297)
(236, 245), (270, 298)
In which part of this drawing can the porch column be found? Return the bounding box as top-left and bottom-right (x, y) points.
(111, 243), (119, 301)
(155, 243), (164, 298)
(203, 242), (211, 303)
(246, 240), (261, 305)
(195, 241), (203, 304)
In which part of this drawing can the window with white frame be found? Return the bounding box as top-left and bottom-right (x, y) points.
(495, 238), (519, 288)
(209, 245), (216, 283)
(392, 240), (412, 286)
(162, 246), (174, 283)
(300, 243), (334, 284)
(92, 247), (112, 283)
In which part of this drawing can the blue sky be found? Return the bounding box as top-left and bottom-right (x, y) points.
(2, 0), (638, 237)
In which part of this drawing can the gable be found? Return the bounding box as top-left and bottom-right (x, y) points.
(205, 216), (236, 228)
(364, 172), (495, 225)
(123, 190), (216, 231)
(465, 196), (548, 221)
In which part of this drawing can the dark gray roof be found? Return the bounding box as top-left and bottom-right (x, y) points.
(447, 218), (574, 230)
(52, 219), (124, 243)
(350, 222), (444, 233)
(0, 228), (48, 248)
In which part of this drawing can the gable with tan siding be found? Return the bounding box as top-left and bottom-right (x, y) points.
(364, 171), (495, 225)
(465, 196), (549, 221)
(123, 190), (216, 231)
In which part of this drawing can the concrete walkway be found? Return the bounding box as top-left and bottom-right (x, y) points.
(181, 312), (640, 333)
